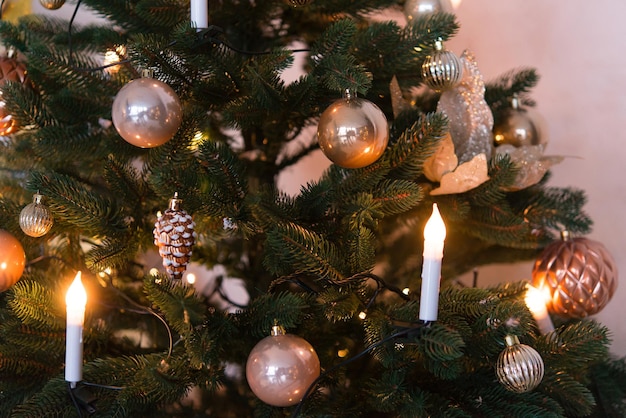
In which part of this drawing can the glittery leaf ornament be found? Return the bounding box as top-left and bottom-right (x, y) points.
(430, 153), (489, 195)
(423, 133), (458, 182)
(437, 50), (494, 164)
(496, 144), (563, 191)
(389, 75), (411, 119)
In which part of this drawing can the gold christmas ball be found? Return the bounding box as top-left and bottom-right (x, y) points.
(496, 335), (544, 393)
(0, 229), (26, 292)
(112, 75), (182, 148)
(493, 97), (542, 148)
(531, 231), (618, 318)
(421, 40), (463, 92)
(317, 93), (389, 169)
(153, 194), (197, 279)
(0, 54), (29, 136)
(404, 0), (452, 21)
(19, 193), (54, 237)
(39, 0), (65, 10)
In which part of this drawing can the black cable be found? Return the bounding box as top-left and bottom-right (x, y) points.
(291, 327), (419, 417)
(67, 0), (82, 69)
(67, 382), (84, 418)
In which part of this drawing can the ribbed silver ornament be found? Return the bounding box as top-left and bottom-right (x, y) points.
(421, 40), (463, 92)
(19, 193), (54, 238)
(496, 335), (544, 393)
(39, 0), (66, 10)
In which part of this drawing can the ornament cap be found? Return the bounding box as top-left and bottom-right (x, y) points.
(511, 93), (520, 109)
(342, 88), (357, 102)
(434, 39), (444, 51)
(271, 323), (286, 336)
(504, 334), (520, 347)
(560, 230), (571, 241)
(32, 192), (43, 204)
(168, 192), (182, 211)
(141, 68), (155, 78)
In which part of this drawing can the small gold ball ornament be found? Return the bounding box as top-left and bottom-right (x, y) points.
(19, 192), (54, 237)
(0, 229), (26, 292)
(496, 335), (544, 393)
(493, 95), (542, 148)
(317, 90), (389, 169)
(153, 194), (197, 279)
(39, 0), (66, 10)
(531, 231), (617, 318)
(421, 40), (463, 92)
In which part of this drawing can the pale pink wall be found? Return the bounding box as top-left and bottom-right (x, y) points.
(448, 0), (626, 355)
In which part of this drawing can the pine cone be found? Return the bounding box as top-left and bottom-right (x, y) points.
(153, 195), (197, 279)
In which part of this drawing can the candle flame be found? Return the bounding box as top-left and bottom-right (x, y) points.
(525, 284), (550, 313)
(424, 204), (446, 241)
(66, 272), (87, 308)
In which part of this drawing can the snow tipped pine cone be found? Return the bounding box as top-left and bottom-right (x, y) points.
(153, 194), (197, 279)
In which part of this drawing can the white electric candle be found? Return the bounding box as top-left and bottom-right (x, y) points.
(65, 271), (87, 388)
(190, 0), (209, 30)
(525, 284), (554, 335)
(419, 203), (446, 321)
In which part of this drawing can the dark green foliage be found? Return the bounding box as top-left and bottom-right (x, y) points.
(0, 0), (620, 417)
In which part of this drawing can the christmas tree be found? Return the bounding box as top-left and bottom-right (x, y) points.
(0, 0), (624, 416)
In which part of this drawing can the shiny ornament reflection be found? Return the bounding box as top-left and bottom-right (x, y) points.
(317, 92), (389, 169)
(246, 326), (320, 407)
(0, 229), (26, 292)
(496, 335), (544, 393)
(531, 231), (617, 318)
(19, 192), (54, 237)
(493, 96), (542, 148)
(112, 77), (182, 148)
(404, 0), (452, 21)
(39, 0), (65, 10)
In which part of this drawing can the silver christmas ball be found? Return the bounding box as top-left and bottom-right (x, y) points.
(317, 92), (389, 169)
(39, 0), (65, 10)
(404, 0), (452, 21)
(112, 76), (182, 148)
(19, 193), (53, 237)
(421, 40), (463, 92)
(496, 335), (544, 393)
(246, 325), (320, 407)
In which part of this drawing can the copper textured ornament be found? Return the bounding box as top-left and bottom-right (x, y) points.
(19, 192), (54, 237)
(0, 230), (26, 292)
(494, 95), (543, 148)
(496, 335), (544, 393)
(246, 324), (320, 407)
(39, 0), (66, 9)
(112, 70), (182, 148)
(531, 231), (618, 318)
(317, 90), (389, 169)
(421, 40), (463, 92)
(404, 0), (452, 21)
(0, 51), (29, 136)
(153, 194), (197, 279)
